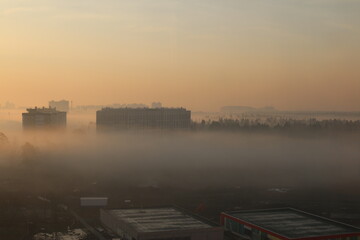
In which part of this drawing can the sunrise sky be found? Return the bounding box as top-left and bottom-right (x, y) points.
(1, 0), (360, 111)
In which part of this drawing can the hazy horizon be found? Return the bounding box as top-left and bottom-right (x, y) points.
(2, 1), (360, 238)
(2, 0), (360, 112)
(2, 101), (360, 113)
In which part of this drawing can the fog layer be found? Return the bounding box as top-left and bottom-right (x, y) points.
(1, 130), (359, 193)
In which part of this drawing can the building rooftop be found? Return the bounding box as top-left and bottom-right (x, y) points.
(223, 208), (360, 239)
(99, 107), (189, 111)
(106, 207), (213, 233)
(25, 107), (64, 114)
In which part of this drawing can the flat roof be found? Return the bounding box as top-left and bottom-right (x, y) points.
(80, 197), (108, 200)
(24, 107), (65, 114)
(99, 107), (189, 111)
(223, 208), (360, 239)
(106, 207), (213, 233)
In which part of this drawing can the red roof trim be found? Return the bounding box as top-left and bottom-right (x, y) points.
(221, 213), (360, 240)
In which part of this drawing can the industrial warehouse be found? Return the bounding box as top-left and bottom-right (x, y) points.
(221, 208), (360, 240)
(96, 107), (191, 130)
(100, 207), (223, 240)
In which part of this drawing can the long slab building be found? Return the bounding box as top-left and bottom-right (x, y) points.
(22, 107), (66, 130)
(100, 207), (223, 240)
(96, 107), (191, 130)
(221, 208), (360, 240)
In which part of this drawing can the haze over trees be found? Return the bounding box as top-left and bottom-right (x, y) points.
(194, 117), (360, 133)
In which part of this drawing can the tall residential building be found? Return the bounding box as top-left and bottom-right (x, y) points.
(49, 100), (70, 112)
(96, 107), (191, 130)
(22, 107), (66, 130)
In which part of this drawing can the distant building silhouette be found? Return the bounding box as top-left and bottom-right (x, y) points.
(221, 105), (277, 113)
(1, 101), (16, 109)
(151, 102), (162, 108)
(49, 100), (70, 112)
(96, 107), (191, 130)
(22, 107), (66, 130)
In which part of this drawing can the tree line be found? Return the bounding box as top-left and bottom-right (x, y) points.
(193, 118), (360, 132)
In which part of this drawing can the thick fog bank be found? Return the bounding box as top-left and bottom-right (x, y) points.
(0, 130), (359, 192)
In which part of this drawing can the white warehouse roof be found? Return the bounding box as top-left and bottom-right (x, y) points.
(105, 207), (213, 233)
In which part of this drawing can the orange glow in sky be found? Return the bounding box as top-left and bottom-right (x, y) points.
(1, 0), (360, 111)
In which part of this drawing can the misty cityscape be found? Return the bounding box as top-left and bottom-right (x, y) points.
(2, 0), (360, 240)
(1, 100), (360, 240)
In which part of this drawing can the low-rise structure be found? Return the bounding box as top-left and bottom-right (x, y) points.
(80, 197), (108, 207)
(100, 207), (223, 240)
(221, 208), (360, 240)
